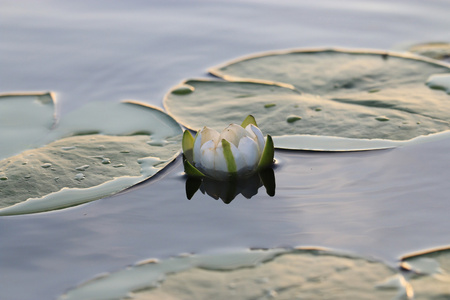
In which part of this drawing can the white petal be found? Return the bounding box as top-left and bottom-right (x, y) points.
(200, 127), (220, 146)
(238, 136), (260, 169)
(228, 140), (247, 172)
(245, 124), (257, 139)
(247, 124), (265, 154)
(193, 130), (203, 164)
(214, 142), (228, 173)
(199, 140), (216, 172)
(220, 124), (249, 147)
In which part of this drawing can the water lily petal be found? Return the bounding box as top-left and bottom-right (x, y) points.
(247, 124), (265, 154)
(200, 140), (216, 171)
(220, 124), (249, 147)
(214, 142), (228, 173)
(238, 136), (260, 169)
(227, 139), (247, 172)
(200, 126), (220, 146)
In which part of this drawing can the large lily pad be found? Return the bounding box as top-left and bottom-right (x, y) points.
(0, 94), (182, 215)
(0, 92), (55, 160)
(407, 42), (450, 62)
(164, 48), (450, 150)
(400, 246), (450, 300)
(58, 248), (407, 300)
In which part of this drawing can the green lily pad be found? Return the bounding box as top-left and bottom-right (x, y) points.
(0, 92), (55, 160)
(407, 42), (450, 62)
(0, 94), (182, 215)
(401, 246), (450, 299)
(164, 48), (450, 150)
(58, 248), (405, 300)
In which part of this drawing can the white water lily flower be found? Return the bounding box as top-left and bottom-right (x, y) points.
(182, 115), (274, 180)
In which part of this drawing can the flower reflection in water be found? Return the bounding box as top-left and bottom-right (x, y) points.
(185, 167), (275, 204)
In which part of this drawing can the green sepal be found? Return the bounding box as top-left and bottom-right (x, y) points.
(221, 139), (237, 174)
(241, 115), (258, 128)
(182, 130), (195, 163)
(183, 155), (205, 177)
(258, 135), (274, 170)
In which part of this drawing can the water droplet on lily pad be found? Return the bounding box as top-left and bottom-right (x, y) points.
(171, 85), (195, 95)
(287, 115), (302, 123)
(75, 165), (89, 171)
(426, 74), (450, 94)
(74, 173), (85, 181)
(375, 116), (390, 122)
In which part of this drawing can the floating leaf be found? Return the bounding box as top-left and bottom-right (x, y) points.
(164, 48), (450, 150)
(0, 96), (182, 215)
(58, 248), (403, 300)
(401, 246), (450, 299)
(407, 42), (450, 62)
(0, 92), (55, 160)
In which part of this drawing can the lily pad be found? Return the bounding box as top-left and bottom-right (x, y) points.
(58, 248), (405, 300)
(0, 92), (55, 160)
(164, 48), (450, 150)
(407, 42), (450, 62)
(400, 246), (450, 299)
(0, 95), (182, 215)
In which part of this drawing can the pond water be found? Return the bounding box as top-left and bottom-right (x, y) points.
(1, 1), (450, 299)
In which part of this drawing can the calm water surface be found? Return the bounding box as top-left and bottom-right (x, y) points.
(1, 1), (450, 299)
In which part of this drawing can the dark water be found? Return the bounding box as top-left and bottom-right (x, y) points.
(1, 1), (450, 299)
